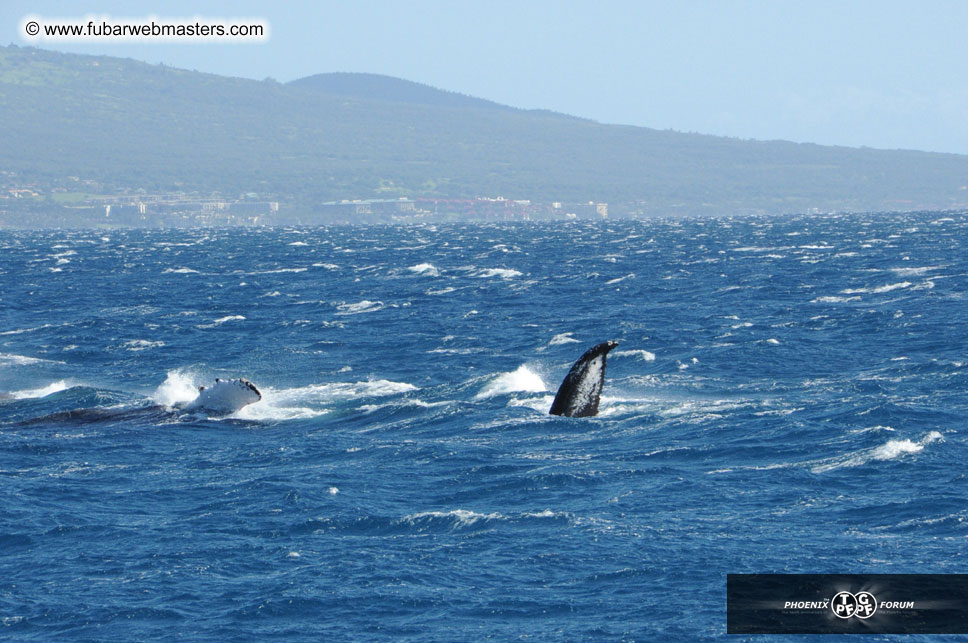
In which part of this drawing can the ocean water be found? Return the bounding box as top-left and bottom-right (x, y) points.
(1, 212), (966, 640)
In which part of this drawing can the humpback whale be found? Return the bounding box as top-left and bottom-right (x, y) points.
(549, 341), (618, 417)
(16, 377), (262, 426)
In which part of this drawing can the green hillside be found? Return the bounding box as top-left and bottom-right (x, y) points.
(2, 44), (968, 216)
(290, 72), (517, 112)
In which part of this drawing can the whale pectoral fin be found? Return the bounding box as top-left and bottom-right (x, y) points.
(187, 378), (262, 415)
(549, 340), (618, 417)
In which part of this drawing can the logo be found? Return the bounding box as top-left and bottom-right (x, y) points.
(832, 591), (877, 619)
(729, 574), (960, 634)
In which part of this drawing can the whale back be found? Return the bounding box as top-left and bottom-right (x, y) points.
(184, 378), (261, 415)
(549, 341), (618, 417)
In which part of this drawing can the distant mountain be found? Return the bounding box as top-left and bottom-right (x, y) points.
(289, 72), (584, 121)
(2, 44), (968, 219)
(289, 72), (514, 112)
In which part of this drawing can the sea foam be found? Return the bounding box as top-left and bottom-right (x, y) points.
(811, 431), (944, 473)
(475, 365), (546, 399)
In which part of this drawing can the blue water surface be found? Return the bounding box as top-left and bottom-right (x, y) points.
(1, 212), (966, 640)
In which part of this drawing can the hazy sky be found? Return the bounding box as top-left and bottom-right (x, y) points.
(4, 1), (968, 155)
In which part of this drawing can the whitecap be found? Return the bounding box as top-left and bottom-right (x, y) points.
(0, 323), (58, 336)
(889, 265), (942, 276)
(811, 295), (862, 303)
(811, 431), (943, 473)
(252, 268), (308, 274)
(477, 268), (522, 279)
(841, 282), (912, 295)
(0, 352), (53, 366)
(123, 339), (165, 351)
(849, 425), (896, 435)
(523, 509), (561, 519)
(163, 267), (199, 274)
(548, 332), (580, 346)
(336, 300), (384, 315)
(404, 509), (503, 526)
(507, 394), (556, 413)
(407, 263), (440, 277)
(476, 365), (546, 399)
(871, 433), (941, 460)
(359, 398), (451, 414)
(212, 315), (245, 325)
(605, 273), (635, 285)
(613, 349), (656, 361)
(275, 379), (417, 404)
(230, 400), (328, 421)
(10, 379), (72, 399)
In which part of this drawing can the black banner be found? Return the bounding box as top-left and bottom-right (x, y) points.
(727, 574), (968, 634)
